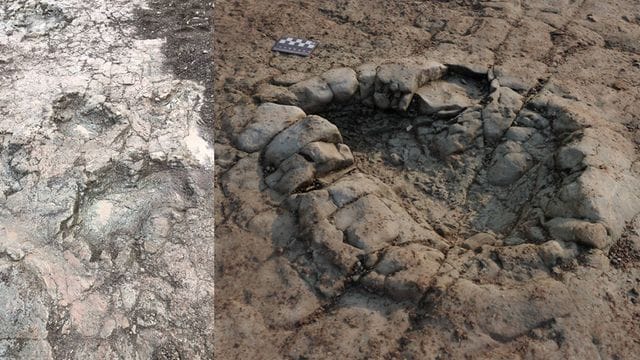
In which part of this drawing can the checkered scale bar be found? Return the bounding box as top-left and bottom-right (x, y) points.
(272, 36), (318, 56)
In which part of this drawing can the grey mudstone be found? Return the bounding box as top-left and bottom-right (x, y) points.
(537, 240), (578, 267)
(530, 92), (597, 135)
(291, 190), (338, 228)
(373, 92), (392, 109)
(322, 67), (359, 102)
(545, 127), (640, 241)
(487, 141), (533, 186)
(525, 226), (547, 243)
(307, 219), (363, 272)
(435, 278), (576, 345)
(264, 115), (342, 167)
(487, 152), (532, 186)
(356, 63), (378, 99)
(327, 174), (385, 208)
(362, 244), (444, 302)
(254, 83), (298, 105)
(299, 141), (354, 176)
(416, 81), (474, 115)
(515, 109), (550, 129)
(432, 108), (483, 157)
(374, 61), (447, 111)
(265, 154), (315, 194)
(398, 93), (414, 111)
(556, 145), (585, 170)
(235, 103), (306, 152)
(494, 65), (539, 92)
(289, 77), (334, 112)
(376, 61), (446, 94)
(545, 217), (610, 249)
(462, 232), (497, 250)
(248, 258), (322, 328)
(505, 126), (536, 142)
(222, 104), (256, 135)
(504, 236), (526, 245)
(445, 62), (489, 78)
(482, 87), (524, 143)
(333, 194), (399, 252)
(265, 141), (354, 194)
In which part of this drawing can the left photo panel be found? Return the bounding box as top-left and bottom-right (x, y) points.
(0, 0), (215, 358)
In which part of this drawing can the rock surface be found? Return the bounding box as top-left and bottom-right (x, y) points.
(1, 0), (215, 358)
(210, 1), (640, 359)
(235, 102), (306, 152)
(322, 67), (359, 102)
(289, 77), (334, 112)
(416, 80), (475, 116)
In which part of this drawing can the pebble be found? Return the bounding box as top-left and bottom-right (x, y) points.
(389, 153), (403, 166)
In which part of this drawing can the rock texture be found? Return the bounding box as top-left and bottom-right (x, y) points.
(0, 0), (214, 358)
(215, 1), (640, 359)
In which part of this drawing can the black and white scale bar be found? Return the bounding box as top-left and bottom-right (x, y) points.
(272, 36), (318, 56)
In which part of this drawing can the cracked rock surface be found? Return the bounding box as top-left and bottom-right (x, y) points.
(215, 1), (640, 359)
(1, 0), (214, 358)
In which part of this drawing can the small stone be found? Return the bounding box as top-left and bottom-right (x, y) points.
(538, 240), (574, 267)
(356, 63), (378, 99)
(263, 115), (342, 167)
(322, 68), (359, 102)
(5, 247), (26, 261)
(504, 236), (526, 246)
(545, 217), (610, 249)
(235, 103), (306, 152)
(505, 127), (536, 142)
(482, 87), (524, 143)
(289, 77), (334, 112)
(525, 226), (546, 243)
(462, 232), (497, 250)
(265, 154), (316, 194)
(376, 61), (446, 94)
(333, 195), (400, 252)
(435, 223), (451, 238)
(416, 81), (474, 115)
(389, 153), (403, 166)
(487, 146), (532, 186)
(299, 141), (354, 176)
(555, 146), (585, 170)
(373, 92), (391, 109)
(515, 109), (549, 129)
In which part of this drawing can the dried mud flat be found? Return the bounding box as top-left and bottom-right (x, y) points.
(214, 1), (640, 359)
(1, 0), (214, 358)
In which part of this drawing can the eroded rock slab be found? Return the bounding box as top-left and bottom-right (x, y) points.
(0, 1), (215, 358)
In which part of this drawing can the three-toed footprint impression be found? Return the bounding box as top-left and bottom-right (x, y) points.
(228, 58), (640, 301)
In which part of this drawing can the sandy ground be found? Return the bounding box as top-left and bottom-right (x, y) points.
(214, 1), (640, 359)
